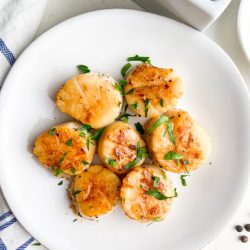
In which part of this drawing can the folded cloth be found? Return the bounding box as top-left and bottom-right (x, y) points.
(0, 0), (47, 249)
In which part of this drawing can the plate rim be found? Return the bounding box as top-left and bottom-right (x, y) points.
(0, 8), (250, 250)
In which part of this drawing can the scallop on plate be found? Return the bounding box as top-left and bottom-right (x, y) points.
(0, 9), (250, 250)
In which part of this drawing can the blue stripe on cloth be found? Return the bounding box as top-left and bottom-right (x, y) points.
(0, 38), (16, 65)
(0, 211), (12, 222)
(16, 237), (35, 250)
(0, 238), (7, 250)
(0, 217), (17, 232)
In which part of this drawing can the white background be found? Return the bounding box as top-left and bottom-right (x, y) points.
(36, 0), (250, 249)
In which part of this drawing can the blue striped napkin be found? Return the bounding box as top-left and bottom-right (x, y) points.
(0, 0), (47, 249)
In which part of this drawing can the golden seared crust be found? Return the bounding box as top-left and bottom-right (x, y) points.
(124, 64), (183, 118)
(33, 122), (95, 177)
(98, 121), (146, 174)
(70, 165), (121, 219)
(56, 73), (123, 129)
(145, 109), (211, 173)
(120, 165), (174, 223)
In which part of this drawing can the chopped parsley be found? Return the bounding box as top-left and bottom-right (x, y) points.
(148, 115), (168, 134)
(31, 242), (41, 246)
(77, 64), (90, 73)
(148, 115), (176, 144)
(115, 79), (127, 96)
(116, 104), (135, 123)
(125, 88), (134, 95)
(105, 157), (118, 167)
(145, 98), (150, 117)
(73, 219), (77, 222)
(146, 216), (161, 226)
(160, 98), (164, 107)
(66, 138), (73, 146)
(54, 167), (64, 177)
(59, 152), (68, 165)
(164, 151), (183, 160)
(71, 167), (76, 174)
(73, 190), (81, 197)
(152, 176), (160, 188)
(127, 55), (151, 64)
(121, 62), (132, 77)
(146, 188), (178, 200)
(131, 102), (138, 110)
(115, 79), (134, 96)
(78, 124), (91, 137)
(57, 180), (63, 186)
(134, 122), (144, 135)
(125, 144), (147, 170)
(180, 175), (189, 186)
(49, 128), (56, 136)
(82, 160), (89, 165)
(87, 127), (105, 150)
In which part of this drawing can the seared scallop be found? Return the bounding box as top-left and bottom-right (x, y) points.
(56, 73), (123, 129)
(33, 122), (95, 177)
(70, 165), (121, 219)
(98, 121), (146, 175)
(124, 64), (183, 118)
(145, 109), (211, 173)
(120, 165), (175, 223)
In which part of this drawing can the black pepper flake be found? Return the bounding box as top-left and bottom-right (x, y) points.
(239, 235), (248, 243)
(235, 225), (243, 232)
(245, 224), (250, 232)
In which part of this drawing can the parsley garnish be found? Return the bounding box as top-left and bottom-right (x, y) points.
(77, 64), (90, 73)
(49, 128), (56, 136)
(160, 98), (164, 107)
(32, 242), (41, 246)
(57, 180), (63, 186)
(54, 167), (64, 176)
(125, 88), (134, 95)
(145, 98), (150, 117)
(115, 79), (134, 96)
(59, 152), (67, 165)
(131, 102), (138, 110)
(147, 216), (161, 226)
(148, 115), (168, 134)
(116, 104), (135, 123)
(121, 63), (132, 77)
(146, 188), (178, 200)
(71, 167), (76, 174)
(164, 151), (183, 160)
(165, 121), (176, 145)
(152, 176), (160, 188)
(87, 127), (105, 150)
(78, 124), (91, 137)
(82, 161), (89, 165)
(105, 157), (118, 167)
(66, 138), (73, 146)
(148, 115), (175, 145)
(125, 144), (147, 170)
(73, 219), (77, 222)
(115, 79), (127, 96)
(127, 55), (151, 64)
(180, 175), (189, 186)
(73, 190), (81, 197)
(134, 122), (144, 135)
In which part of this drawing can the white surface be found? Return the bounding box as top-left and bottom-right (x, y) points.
(0, 0), (46, 85)
(237, 0), (250, 63)
(136, 0), (232, 30)
(0, 8), (250, 250)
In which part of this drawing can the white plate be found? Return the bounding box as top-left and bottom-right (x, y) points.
(0, 9), (250, 250)
(238, 0), (250, 62)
